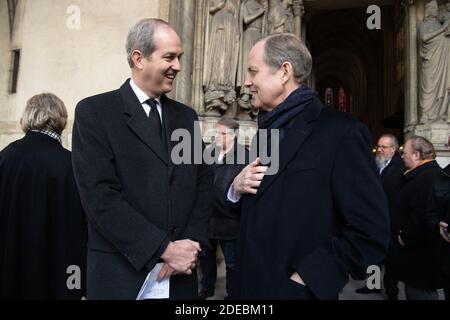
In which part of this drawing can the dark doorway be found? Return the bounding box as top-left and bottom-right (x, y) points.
(304, 1), (405, 143)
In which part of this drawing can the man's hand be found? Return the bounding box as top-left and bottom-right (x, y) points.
(232, 158), (268, 196)
(157, 263), (179, 281)
(290, 272), (306, 286)
(439, 222), (450, 243)
(160, 239), (201, 275)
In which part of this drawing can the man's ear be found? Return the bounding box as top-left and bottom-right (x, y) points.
(281, 61), (294, 84)
(131, 50), (144, 70)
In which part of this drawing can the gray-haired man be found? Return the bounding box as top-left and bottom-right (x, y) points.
(72, 19), (212, 299)
(228, 33), (390, 299)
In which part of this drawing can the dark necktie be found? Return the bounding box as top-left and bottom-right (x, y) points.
(145, 98), (162, 141)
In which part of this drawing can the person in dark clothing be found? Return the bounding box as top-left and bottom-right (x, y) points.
(0, 93), (87, 299)
(199, 117), (249, 299)
(228, 33), (390, 300)
(72, 19), (212, 299)
(425, 135), (450, 299)
(390, 136), (441, 300)
(356, 134), (405, 299)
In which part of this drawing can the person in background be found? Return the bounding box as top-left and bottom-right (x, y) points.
(390, 136), (441, 300)
(356, 134), (405, 299)
(199, 117), (249, 299)
(425, 135), (450, 299)
(0, 93), (87, 299)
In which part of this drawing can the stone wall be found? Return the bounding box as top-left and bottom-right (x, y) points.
(0, 0), (169, 150)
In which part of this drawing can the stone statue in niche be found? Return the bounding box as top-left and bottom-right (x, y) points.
(418, 0), (450, 123)
(203, 0), (240, 116)
(267, 0), (295, 34)
(440, 0), (450, 26)
(236, 0), (268, 120)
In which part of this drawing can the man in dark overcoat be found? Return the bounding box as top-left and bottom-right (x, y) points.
(0, 93), (87, 299)
(72, 19), (212, 299)
(228, 33), (390, 300)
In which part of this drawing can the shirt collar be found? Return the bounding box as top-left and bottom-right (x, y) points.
(129, 78), (161, 106)
(31, 129), (62, 144)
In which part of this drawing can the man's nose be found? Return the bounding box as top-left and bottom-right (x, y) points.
(172, 58), (181, 72)
(244, 77), (252, 88)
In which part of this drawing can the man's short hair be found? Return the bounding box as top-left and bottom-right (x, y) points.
(380, 133), (399, 150)
(217, 117), (239, 131)
(20, 93), (68, 135)
(126, 18), (171, 68)
(261, 32), (312, 83)
(408, 136), (436, 160)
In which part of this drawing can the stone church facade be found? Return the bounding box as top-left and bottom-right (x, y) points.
(0, 0), (449, 165)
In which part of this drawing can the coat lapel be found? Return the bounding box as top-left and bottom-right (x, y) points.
(248, 98), (323, 206)
(161, 95), (186, 178)
(121, 80), (168, 165)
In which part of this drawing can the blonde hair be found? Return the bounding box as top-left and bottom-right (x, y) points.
(20, 93), (68, 135)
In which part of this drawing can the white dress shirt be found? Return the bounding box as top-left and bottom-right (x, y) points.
(129, 78), (162, 122)
(379, 158), (392, 174)
(227, 184), (241, 203)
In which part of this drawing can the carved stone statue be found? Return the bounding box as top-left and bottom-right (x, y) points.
(203, 0), (240, 115)
(418, 0), (450, 123)
(267, 0), (295, 34)
(440, 0), (450, 25)
(237, 0), (268, 119)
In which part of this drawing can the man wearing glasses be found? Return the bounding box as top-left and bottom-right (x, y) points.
(198, 117), (249, 300)
(356, 134), (405, 299)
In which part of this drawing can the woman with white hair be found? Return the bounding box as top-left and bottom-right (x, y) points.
(0, 93), (86, 299)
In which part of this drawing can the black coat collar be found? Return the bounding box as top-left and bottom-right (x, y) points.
(404, 160), (440, 181)
(121, 79), (186, 166)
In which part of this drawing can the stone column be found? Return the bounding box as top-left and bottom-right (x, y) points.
(192, 0), (207, 115)
(404, 0), (418, 134)
(168, 0), (196, 108)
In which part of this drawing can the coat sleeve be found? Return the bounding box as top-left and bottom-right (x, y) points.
(424, 190), (441, 235)
(296, 121), (390, 300)
(181, 114), (213, 249)
(72, 98), (170, 273)
(401, 183), (434, 245)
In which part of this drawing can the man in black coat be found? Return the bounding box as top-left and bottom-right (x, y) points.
(0, 93), (87, 299)
(228, 33), (390, 300)
(199, 117), (249, 299)
(376, 135), (406, 210)
(72, 19), (212, 299)
(357, 134), (405, 298)
(425, 135), (450, 299)
(391, 136), (441, 300)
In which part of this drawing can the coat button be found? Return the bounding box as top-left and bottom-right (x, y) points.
(170, 226), (177, 233)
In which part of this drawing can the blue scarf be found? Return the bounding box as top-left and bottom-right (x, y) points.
(255, 85), (315, 162)
(258, 84), (315, 139)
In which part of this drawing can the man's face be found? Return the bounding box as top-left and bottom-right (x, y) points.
(214, 124), (236, 151)
(427, 3), (438, 17)
(244, 41), (285, 112)
(402, 140), (419, 170)
(376, 137), (396, 160)
(140, 26), (183, 97)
